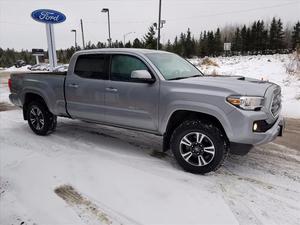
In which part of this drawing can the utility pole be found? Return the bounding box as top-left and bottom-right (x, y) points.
(157, 0), (162, 50)
(80, 19), (85, 49)
(101, 8), (111, 47)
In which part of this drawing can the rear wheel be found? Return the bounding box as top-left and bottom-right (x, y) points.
(170, 120), (228, 174)
(27, 101), (57, 135)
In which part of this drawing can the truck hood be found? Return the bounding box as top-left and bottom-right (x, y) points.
(176, 75), (274, 96)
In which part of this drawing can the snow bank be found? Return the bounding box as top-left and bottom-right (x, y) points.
(4, 65), (31, 72)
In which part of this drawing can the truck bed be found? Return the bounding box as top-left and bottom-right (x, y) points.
(10, 71), (68, 116)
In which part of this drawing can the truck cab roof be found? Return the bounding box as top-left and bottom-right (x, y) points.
(74, 48), (171, 56)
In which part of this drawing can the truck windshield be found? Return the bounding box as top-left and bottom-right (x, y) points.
(146, 53), (203, 80)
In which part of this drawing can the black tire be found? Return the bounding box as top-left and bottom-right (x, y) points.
(27, 101), (57, 136)
(170, 120), (228, 174)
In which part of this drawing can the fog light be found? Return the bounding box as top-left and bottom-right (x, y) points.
(253, 123), (258, 131)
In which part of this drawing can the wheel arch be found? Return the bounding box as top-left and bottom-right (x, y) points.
(163, 110), (229, 151)
(22, 92), (49, 120)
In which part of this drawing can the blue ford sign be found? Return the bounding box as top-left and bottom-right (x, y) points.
(31, 9), (66, 24)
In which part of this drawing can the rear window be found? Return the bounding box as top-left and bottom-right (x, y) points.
(74, 54), (109, 79)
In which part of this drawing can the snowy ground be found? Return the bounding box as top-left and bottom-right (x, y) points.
(1, 110), (300, 225)
(191, 54), (300, 118)
(0, 110), (300, 224)
(1, 54), (300, 225)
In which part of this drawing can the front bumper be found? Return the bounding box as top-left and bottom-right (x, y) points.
(226, 107), (284, 146)
(252, 115), (284, 145)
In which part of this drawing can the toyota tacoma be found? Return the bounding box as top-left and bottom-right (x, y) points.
(9, 49), (284, 174)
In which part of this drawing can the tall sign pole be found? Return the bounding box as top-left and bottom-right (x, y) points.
(31, 9), (66, 71)
(157, 0), (162, 50)
(45, 24), (57, 70)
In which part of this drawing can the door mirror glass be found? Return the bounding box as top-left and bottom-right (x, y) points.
(131, 70), (155, 83)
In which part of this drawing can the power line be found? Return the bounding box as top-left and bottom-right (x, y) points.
(167, 1), (299, 21)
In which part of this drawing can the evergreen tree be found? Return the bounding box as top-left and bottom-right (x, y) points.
(199, 31), (208, 57)
(191, 37), (197, 56)
(269, 17), (278, 50)
(173, 36), (181, 55)
(277, 19), (285, 49)
(125, 41), (132, 48)
(245, 27), (251, 53)
(256, 20), (268, 52)
(240, 25), (248, 53)
(179, 32), (186, 56)
(96, 41), (106, 48)
(165, 39), (173, 52)
(132, 38), (143, 48)
(292, 21), (300, 49)
(185, 28), (194, 58)
(214, 28), (222, 55)
(250, 21), (258, 52)
(233, 27), (242, 52)
(207, 31), (215, 56)
(261, 21), (269, 52)
(269, 17), (285, 51)
(143, 25), (156, 49)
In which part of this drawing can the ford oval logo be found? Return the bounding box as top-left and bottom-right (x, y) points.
(31, 9), (66, 24)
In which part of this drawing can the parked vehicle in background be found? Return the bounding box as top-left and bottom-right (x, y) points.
(53, 64), (69, 72)
(29, 63), (50, 71)
(41, 64), (50, 71)
(8, 49), (284, 174)
(28, 64), (41, 71)
(14, 60), (26, 68)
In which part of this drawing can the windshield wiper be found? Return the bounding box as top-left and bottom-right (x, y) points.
(168, 76), (187, 80)
(168, 74), (202, 81)
(189, 74), (202, 78)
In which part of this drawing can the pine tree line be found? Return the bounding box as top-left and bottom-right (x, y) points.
(1, 17), (299, 67)
(165, 18), (300, 57)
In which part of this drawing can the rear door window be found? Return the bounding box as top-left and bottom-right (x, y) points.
(74, 54), (109, 79)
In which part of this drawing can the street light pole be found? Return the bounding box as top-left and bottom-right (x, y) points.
(123, 32), (135, 45)
(157, 0), (162, 50)
(71, 29), (77, 50)
(102, 8), (111, 47)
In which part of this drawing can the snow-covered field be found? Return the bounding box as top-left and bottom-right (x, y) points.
(1, 54), (300, 225)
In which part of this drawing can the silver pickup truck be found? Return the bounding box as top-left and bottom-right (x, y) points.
(9, 49), (284, 174)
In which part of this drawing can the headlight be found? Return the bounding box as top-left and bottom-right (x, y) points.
(227, 96), (264, 110)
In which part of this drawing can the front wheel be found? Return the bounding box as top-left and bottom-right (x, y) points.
(27, 101), (57, 135)
(170, 120), (228, 174)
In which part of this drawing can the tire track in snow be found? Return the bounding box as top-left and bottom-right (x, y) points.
(55, 185), (140, 225)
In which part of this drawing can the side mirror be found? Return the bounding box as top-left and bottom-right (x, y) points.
(131, 70), (155, 83)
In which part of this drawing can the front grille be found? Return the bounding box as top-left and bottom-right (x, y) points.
(271, 87), (281, 117)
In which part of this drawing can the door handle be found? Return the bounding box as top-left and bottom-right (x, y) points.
(105, 87), (118, 92)
(68, 83), (79, 88)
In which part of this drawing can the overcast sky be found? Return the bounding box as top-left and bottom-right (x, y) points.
(0, 0), (299, 50)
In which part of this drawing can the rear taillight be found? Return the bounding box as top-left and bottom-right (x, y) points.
(8, 78), (12, 91)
